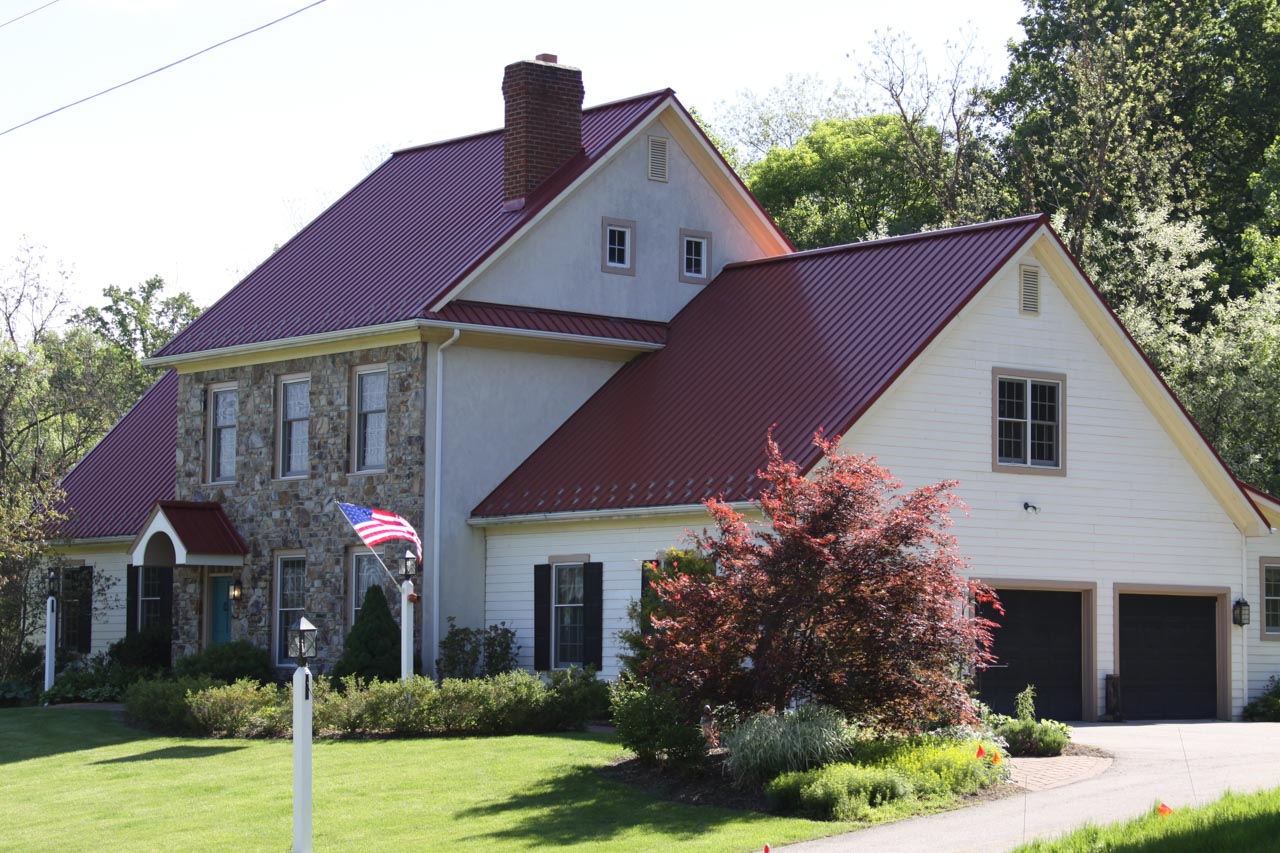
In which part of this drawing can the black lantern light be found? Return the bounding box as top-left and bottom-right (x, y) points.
(1233, 598), (1251, 627)
(230, 578), (243, 602)
(47, 568), (57, 598)
(400, 549), (419, 578)
(287, 617), (317, 667)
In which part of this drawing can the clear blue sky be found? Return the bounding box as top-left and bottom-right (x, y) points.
(0, 0), (1026, 311)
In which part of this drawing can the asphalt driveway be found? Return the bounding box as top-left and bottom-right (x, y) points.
(780, 721), (1280, 852)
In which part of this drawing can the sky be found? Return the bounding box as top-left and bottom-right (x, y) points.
(0, 0), (1027, 314)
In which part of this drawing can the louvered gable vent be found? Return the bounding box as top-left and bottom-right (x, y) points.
(647, 136), (669, 182)
(1019, 264), (1041, 315)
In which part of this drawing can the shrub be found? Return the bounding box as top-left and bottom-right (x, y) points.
(332, 586), (400, 683)
(996, 718), (1070, 757)
(723, 704), (854, 787)
(1244, 675), (1280, 721)
(767, 763), (913, 820)
(436, 619), (522, 679)
(361, 675), (440, 735)
(40, 653), (160, 704)
(480, 623), (520, 676)
(609, 675), (705, 768)
(0, 679), (34, 707)
(107, 625), (172, 670)
(123, 677), (216, 734)
(174, 641), (274, 685)
(544, 666), (610, 729)
(1014, 684), (1037, 721)
(188, 678), (289, 737)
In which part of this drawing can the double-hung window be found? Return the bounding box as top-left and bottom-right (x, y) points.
(553, 562), (585, 668)
(279, 376), (310, 478)
(679, 229), (711, 284)
(993, 370), (1065, 474)
(139, 566), (165, 629)
(601, 217), (636, 275)
(209, 384), (238, 483)
(355, 368), (387, 471)
(276, 555), (306, 665)
(1264, 561), (1280, 639)
(351, 552), (382, 623)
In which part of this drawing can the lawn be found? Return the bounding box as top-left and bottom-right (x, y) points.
(1013, 787), (1280, 853)
(0, 708), (840, 852)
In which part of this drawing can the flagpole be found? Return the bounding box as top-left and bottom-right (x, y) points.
(334, 507), (401, 587)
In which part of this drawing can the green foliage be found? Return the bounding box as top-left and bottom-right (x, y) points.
(1244, 676), (1280, 722)
(122, 676), (216, 734)
(435, 617), (523, 679)
(609, 674), (706, 768)
(1015, 684), (1037, 722)
(40, 650), (162, 704)
(188, 678), (289, 737)
(0, 679), (33, 706)
(107, 624), (173, 670)
(174, 641), (274, 685)
(723, 704), (855, 787)
(618, 549), (716, 675)
(767, 764), (912, 820)
(543, 666), (610, 728)
(997, 718), (1070, 757)
(844, 735), (1005, 797)
(748, 116), (942, 249)
(332, 585), (400, 683)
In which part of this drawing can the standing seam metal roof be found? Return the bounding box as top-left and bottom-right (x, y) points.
(156, 91), (673, 358)
(472, 216), (1048, 517)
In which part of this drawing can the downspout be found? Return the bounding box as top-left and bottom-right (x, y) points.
(431, 329), (461, 674)
(1242, 532), (1249, 719)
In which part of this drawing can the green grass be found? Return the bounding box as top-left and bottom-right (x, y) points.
(1014, 787), (1280, 852)
(0, 708), (841, 852)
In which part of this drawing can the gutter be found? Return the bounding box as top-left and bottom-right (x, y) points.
(467, 500), (756, 528)
(430, 329), (461, 675)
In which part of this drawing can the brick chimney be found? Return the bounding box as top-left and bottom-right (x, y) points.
(502, 54), (584, 207)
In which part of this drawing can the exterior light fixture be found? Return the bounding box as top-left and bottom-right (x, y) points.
(47, 567), (58, 598)
(1023, 502), (1041, 515)
(400, 549), (419, 578)
(288, 617), (318, 667)
(1233, 598), (1251, 627)
(230, 578), (243, 602)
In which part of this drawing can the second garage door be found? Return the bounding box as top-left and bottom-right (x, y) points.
(1118, 593), (1218, 720)
(978, 588), (1084, 721)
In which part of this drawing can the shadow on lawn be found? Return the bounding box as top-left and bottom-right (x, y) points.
(92, 745), (246, 764)
(0, 708), (148, 765)
(454, 764), (776, 847)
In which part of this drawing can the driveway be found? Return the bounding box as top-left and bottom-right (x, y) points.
(779, 721), (1280, 852)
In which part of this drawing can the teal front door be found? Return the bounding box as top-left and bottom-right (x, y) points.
(210, 576), (232, 645)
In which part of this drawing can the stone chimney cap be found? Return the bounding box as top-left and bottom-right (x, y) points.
(535, 53), (558, 63)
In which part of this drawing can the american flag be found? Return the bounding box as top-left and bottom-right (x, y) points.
(336, 502), (422, 561)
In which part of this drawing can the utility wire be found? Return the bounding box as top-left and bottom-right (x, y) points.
(0, 0), (59, 31)
(0, 0), (328, 139)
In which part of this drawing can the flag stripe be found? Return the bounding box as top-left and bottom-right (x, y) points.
(337, 501), (422, 560)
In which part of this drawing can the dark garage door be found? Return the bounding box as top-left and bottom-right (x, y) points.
(1118, 594), (1217, 719)
(978, 589), (1083, 721)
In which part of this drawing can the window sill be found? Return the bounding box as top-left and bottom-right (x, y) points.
(349, 468), (386, 476)
(991, 462), (1067, 477)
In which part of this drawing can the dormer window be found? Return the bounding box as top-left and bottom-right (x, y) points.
(679, 229), (712, 284)
(601, 217), (636, 276)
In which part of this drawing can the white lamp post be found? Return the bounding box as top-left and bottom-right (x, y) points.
(399, 550), (418, 681)
(43, 568), (56, 694)
(288, 617), (317, 853)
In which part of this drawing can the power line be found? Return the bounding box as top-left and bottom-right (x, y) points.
(0, 0), (59, 31)
(0, 0), (328, 139)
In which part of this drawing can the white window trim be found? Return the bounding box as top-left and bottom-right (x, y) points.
(274, 552), (306, 666)
(276, 373), (311, 480)
(1262, 559), (1280, 641)
(352, 364), (388, 473)
(601, 217), (636, 276)
(991, 368), (1067, 477)
(138, 566), (164, 631)
(207, 381), (238, 484)
(679, 228), (712, 284)
(552, 561), (586, 669)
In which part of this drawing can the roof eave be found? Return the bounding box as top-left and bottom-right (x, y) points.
(468, 500), (757, 527)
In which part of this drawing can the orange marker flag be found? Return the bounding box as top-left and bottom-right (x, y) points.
(976, 745), (986, 758)
(992, 752), (1002, 765)
(1158, 803), (1173, 819)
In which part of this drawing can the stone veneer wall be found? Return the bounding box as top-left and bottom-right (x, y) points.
(173, 343), (426, 670)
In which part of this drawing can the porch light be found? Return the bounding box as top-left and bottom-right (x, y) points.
(230, 578), (243, 602)
(400, 549), (419, 578)
(47, 567), (57, 598)
(287, 617), (317, 667)
(1233, 598), (1251, 627)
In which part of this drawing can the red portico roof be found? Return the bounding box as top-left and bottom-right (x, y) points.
(473, 215), (1049, 517)
(155, 91), (675, 358)
(146, 500), (248, 557)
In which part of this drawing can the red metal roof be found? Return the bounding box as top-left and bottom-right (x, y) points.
(156, 91), (673, 358)
(425, 300), (666, 345)
(473, 216), (1047, 517)
(57, 372), (178, 540)
(153, 501), (248, 556)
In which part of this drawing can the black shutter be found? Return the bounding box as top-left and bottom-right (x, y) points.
(583, 562), (603, 670)
(533, 563), (551, 671)
(125, 565), (139, 637)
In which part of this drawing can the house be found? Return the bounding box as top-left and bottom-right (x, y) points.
(49, 56), (1279, 721)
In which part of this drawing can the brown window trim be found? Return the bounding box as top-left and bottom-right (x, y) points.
(1260, 557), (1280, 642)
(601, 217), (636, 276)
(678, 228), (712, 284)
(991, 367), (1067, 477)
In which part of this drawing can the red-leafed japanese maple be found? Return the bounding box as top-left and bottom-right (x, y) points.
(640, 433), (1001, 732)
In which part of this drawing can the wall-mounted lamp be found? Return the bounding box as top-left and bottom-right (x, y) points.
(1023, 502), (1041, 515)
(230, 578), (243, 602)
(1233, 598), (1251, 627)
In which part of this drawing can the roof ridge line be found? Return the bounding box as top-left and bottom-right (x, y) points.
(722, 213), (1049, 271)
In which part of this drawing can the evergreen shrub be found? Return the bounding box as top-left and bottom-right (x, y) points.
(332, 586), (400, 683)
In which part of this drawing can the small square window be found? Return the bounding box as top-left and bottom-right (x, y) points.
(601, 217), (636, 276)
(992, 369), (1066, 476)
(679, 229), (712, 284)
